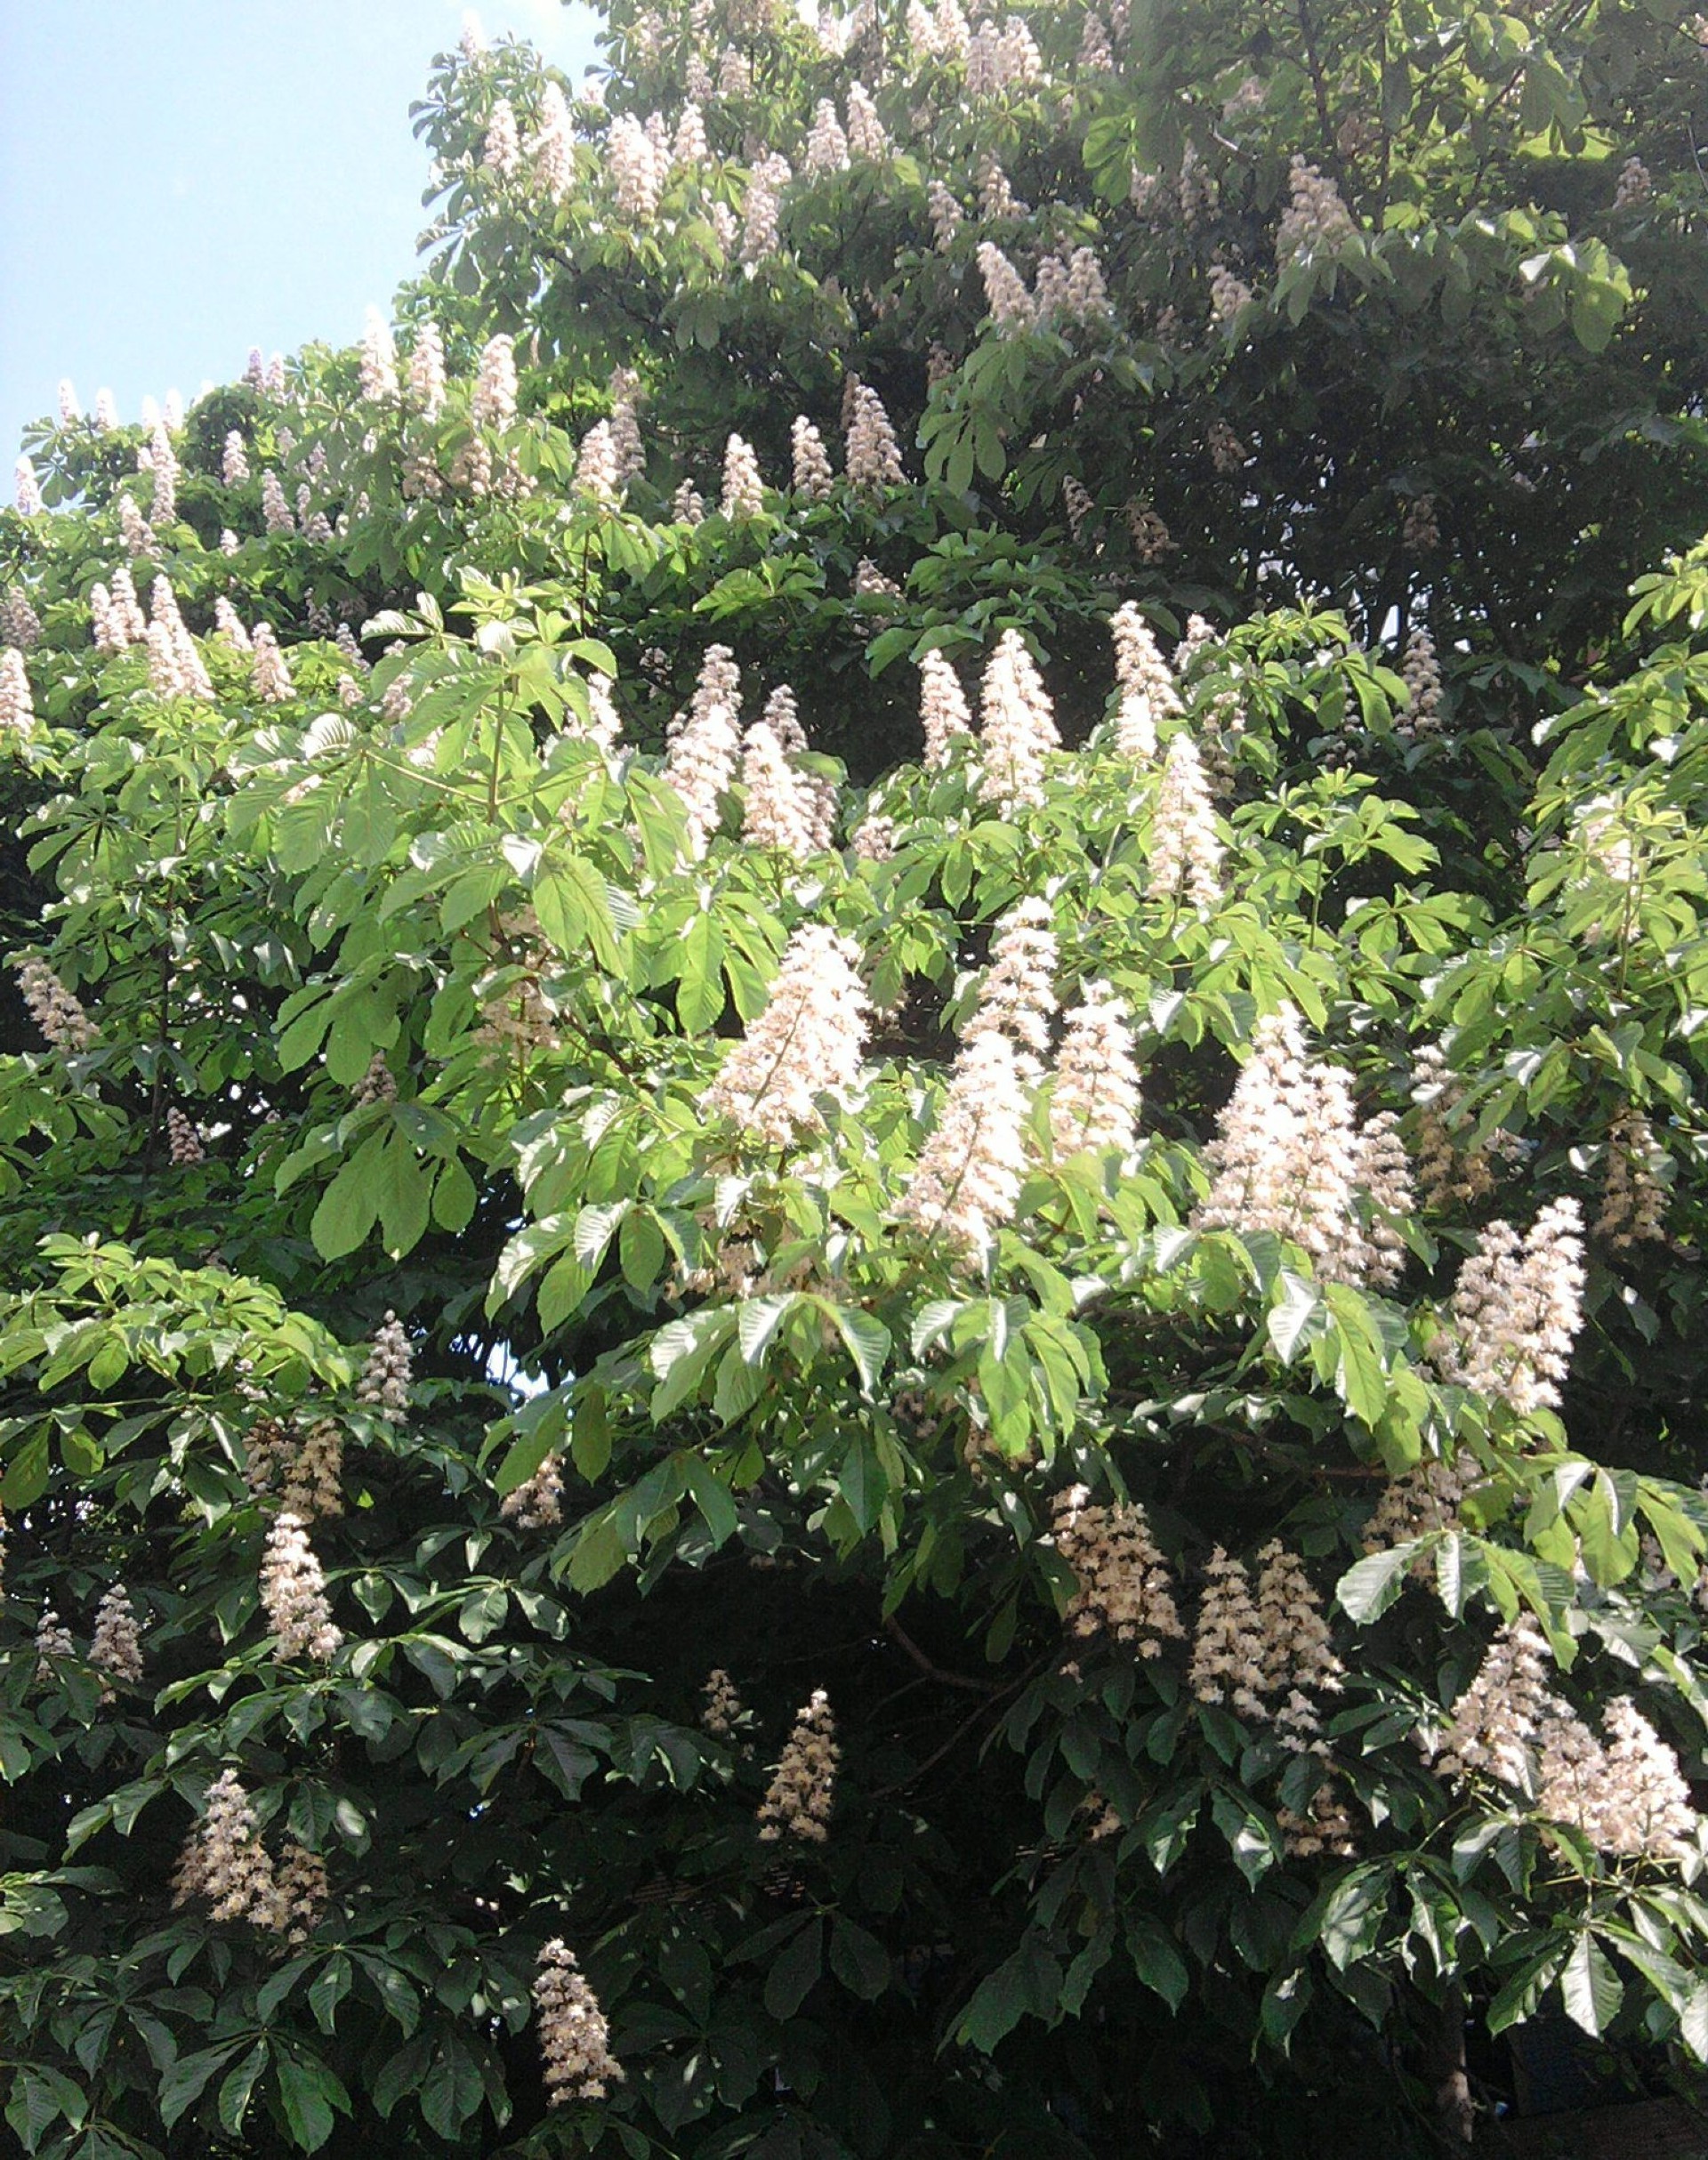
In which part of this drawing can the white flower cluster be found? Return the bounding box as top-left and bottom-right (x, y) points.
(1109, 601), (1182, 757)
(609, 112), (669, 218)
(1595, 1108), (1668, 1246)
(0, 647), (33, 732)
(261, 1512), (342, 1663)
(664, 645), (743, 852)
(721, 432), (765, 518)
(1254, 1541), (1344, 1750)
(977, 241), (1035, 332)
(919, 649), (972, 766)
(1275, 155), (1356, 263)
(1277, 1780), (1358, 1859)
(758, 1689), (840, 1842)
(1614, 155), (1652, 209)
(804, 97), (850, 174)
(1194, 1005), (1416, 1287)
(575, 420), (621, 505)
(165, 1107), (205, 1165)
(0, 588), (41, 648)
(977, 628), (1059, 811)
(1050, 981), (1142, 1157)
(741, 152), (792, 262)
(16, 957), (98, 1052)
(35, 1605), (75, 1679)
(1208, 261), (1253, 328)
(791, 417), (834, 500)
(1050, 1486), (1183, 1654)
(15, 457), (43, 515)
(1436, 1624), (1699, 1858)
(844, 81), (888, 159)
(740, 720), (820, 857)
(501, 1455), (564, 1528)
(844, 384), (906, 495)
(1411, 1042), (1495, 1209)
(966, 14), (1043, 95)
(261, 469), (295, 535)
(91, 1584), (143, 1702)
(1402, 493), (1439, 552)
(608, 366), (645, 483)
(91, 566), (148, 654)
(1363, 1452), (1468, 1563)
(471, 334), (518, 427)
(705, 924), (868, 1146)
(1033, 246), (1109, 326)
(251, 621), (294, 704)
(897, 1028), (1032, 1260)
(927, 179), (963, 250)
(1435, 1199), (1586, 1415)
(965, 895), (1057, 1065)
(146, 576), (214, 701)
(483, 96), (522, 177)
(174, 1769), (283, 1926)
(1147, 733), (1222, 907)
(702, 1666), (745, 1740)
(1188, 1549), (1267, 1718)
(145, 424), (179, 528)
(535, 1941), (624, 2105)
(358, 1311), (413, 1423)
(359, 309), (399, 402)
(534, 80), (576, 198)
(407, 323), (447, 418)
(119, 493), (157, 559)
(212, 596), (252, 650)
(1398, 625), (1442, 737)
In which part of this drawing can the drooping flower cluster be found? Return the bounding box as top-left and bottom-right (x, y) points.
(358, 1311), (413, 1423)
(976, 628), (1059, 811)
(705, 924), (868, 1147)
(260, 1512), (342, 1663)
(758, 1689), (840, 1842)
(1050, 981), (1142, 1157)
(1434, 1198), (1586, 1415)
(1050, 1486), (1183, 1655)
(535, 1941), (624, 2105)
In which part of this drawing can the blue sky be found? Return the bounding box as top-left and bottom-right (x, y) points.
(0, 1), (599, 456)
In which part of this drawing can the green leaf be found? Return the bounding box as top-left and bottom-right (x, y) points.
(763, 1916), (825, 2019)
(1317, 1865), (1390, 1971)
(1560, 1932), (1623, 2038)
(1336, 1542), (1422, 1623)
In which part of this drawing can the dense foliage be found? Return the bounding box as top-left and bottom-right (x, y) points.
(4, 2), (1708, 2156)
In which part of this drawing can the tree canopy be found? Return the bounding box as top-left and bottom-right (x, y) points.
(3, 3), (1708, 2156)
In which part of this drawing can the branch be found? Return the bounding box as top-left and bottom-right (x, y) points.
(883, 1614), (1000, 1694)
